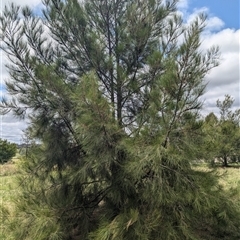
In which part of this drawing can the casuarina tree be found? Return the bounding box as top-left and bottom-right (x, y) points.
(1, 0), (240, 239)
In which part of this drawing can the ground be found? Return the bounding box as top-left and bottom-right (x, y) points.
(1, 158), (240, 239)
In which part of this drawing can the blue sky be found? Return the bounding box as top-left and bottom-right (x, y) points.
(0, 0), (239, 143)
(188, 0), (239, 29)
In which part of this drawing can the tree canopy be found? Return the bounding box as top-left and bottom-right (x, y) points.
(1, 0), (240, 239)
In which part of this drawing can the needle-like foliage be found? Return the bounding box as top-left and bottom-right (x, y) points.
(1, 0), (240, 239)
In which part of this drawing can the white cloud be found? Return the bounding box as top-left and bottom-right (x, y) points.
(1, 113), (27, 143)
(201, 29), (240, 116)
(205, 16), (225, 32)
(177, 0), (188, 10)
(177, 3), (239, 117)
(186, 7), (209, 23)
(202, 29), (239, 53)
(186, 7), (225, 32)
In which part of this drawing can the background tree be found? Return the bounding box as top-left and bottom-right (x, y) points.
(203, 96), (240, 167)
(216, 95), (240, 166)
(0, 139), (17, 163)
(1, 0), (240, 239)
(202, 112), (220, 164)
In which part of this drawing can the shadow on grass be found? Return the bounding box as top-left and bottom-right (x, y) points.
(214, 164), (240, 169)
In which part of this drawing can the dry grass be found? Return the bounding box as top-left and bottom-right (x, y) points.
(217, 167), (240, 188)
(193, 163), (240, 213)
(216, 167), (240, 205)
(194, 163), (240, 189)
(0, 159), (20, 239)
(0, 163), (19, 177)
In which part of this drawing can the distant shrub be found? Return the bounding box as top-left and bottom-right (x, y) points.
(0, 139), (17, 164)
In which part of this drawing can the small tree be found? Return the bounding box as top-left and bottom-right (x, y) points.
(203, 112), (220, 163)
(0, 139), (17, 163)
(216, 95), (240, 167)
(204, 96), (240, 167)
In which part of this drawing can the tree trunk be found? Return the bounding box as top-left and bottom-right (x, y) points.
(223, 155), (228, 167)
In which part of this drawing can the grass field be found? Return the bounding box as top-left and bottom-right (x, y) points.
(0, 157), (20, 202)
(1, 159), (240, 239)
(197, 164), (240, 190)
(0, 158), (21, 240)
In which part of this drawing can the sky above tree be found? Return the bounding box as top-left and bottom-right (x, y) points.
(0, 0), (239, 143)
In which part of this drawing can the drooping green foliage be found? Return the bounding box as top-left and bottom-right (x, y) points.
(1, 0), (240, 239)
(0, 139), (17, 163)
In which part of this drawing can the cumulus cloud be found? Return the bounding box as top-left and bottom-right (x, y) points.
(177, 0), (189, 10)
(1, 113), (28, 143)
(202, 29), (239, 53)
(201, 29), (240, 115)
(205, 16), (225, 32)
(185, 7), (225, 33)
(176, 2), (239, 117)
